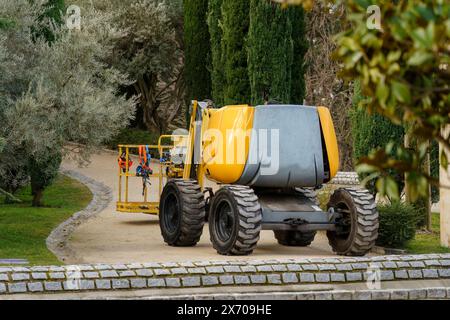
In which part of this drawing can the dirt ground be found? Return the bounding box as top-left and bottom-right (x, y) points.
(62, 151), (338, 264)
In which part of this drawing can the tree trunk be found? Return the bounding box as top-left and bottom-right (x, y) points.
(31, 176), (44, 207)
(134, 74), (159, 132)
(404, 131), (411, 203)
(32, 188), (44, 207)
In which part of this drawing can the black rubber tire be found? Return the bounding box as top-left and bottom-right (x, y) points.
(326, 188), (378, 256)
(273, 188), (318, 247)
(159, 179), (205, 247)
(209, 186), (262, 255)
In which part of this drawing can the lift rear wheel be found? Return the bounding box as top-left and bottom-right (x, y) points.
(159, 179), (205, 246)
(209, 186), (262, 255)
(326, 188), (378, 256)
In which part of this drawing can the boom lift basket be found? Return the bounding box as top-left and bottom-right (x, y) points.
(116, 135), (187, 215)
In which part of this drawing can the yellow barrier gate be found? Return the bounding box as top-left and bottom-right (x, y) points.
(116, 135), (187, 215)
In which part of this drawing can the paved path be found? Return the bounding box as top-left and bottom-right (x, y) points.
(62, 151), (339, 265)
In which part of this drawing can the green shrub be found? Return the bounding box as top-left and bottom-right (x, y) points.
(106, 128), (159, 151)
(376, 201), (420, 248)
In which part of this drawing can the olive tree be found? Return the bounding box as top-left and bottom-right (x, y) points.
(75, 0), (185, 134)
(0, 0), (136, 205)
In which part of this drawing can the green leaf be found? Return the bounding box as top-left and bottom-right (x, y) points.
(411, 27), (432, 49)
(376, 82), (389, 107)
(391, 81), (411, 104)
(416, 6), (435, 21)
(441, 150), (448, 169)
(387, 50), (401, 63)
(376, 177), (387, 195)
(385, 176), (400, 200)
(356, 163), (378, 173)
(407, 50), (433, 66)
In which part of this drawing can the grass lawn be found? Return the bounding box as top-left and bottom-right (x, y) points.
(0, 175), (92, 265)
(406, 212), (450, 254)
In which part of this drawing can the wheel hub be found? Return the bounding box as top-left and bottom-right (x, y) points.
(216, 200), (234, 241)
(164, 193), (180, 233)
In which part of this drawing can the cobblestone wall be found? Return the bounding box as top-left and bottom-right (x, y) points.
(1, 254), (449, 295)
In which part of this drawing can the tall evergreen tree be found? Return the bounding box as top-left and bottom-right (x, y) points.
(289, 5), (308, 104)
(248, 0), (293, 105)
(207, 0), (225, 106)
(221, 0), (250, 105)
(183, 0), (212, 102)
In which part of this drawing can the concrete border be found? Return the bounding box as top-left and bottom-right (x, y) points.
(1, 254), (449, 296)
(46, 168), (113, 264)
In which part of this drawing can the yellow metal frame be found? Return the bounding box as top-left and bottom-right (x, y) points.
(116, 135), (187, 215)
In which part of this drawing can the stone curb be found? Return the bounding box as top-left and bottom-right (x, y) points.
(45, 168), (113, 264)
(120, 287), (450, 300)
(1, 254), (449, 295)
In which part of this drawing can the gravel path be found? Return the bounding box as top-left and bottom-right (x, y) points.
(62, 151), (341, 264)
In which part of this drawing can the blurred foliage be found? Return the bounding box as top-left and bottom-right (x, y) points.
(377, 201), (420, 248)
(334, 0), (450, 201)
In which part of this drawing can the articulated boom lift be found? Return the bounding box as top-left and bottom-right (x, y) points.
(117, 101), (379, 256)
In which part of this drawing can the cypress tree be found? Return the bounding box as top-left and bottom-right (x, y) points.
(289, 6), (308, 104)
(248, 0), (293, 105)
(207, 0), (225, 106)
(221, 0), (250, 105)
(183, 0), (212, 102)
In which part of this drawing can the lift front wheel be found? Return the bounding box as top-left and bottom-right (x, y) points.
(327, 188), (379, 256)
(159, 179), (205, 246)
(209, 186), (262, 255)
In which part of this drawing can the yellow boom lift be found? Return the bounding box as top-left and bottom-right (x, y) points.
(117, 101), (379, 256)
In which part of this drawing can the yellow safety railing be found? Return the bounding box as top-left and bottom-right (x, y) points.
(116, 135), (188, 215)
